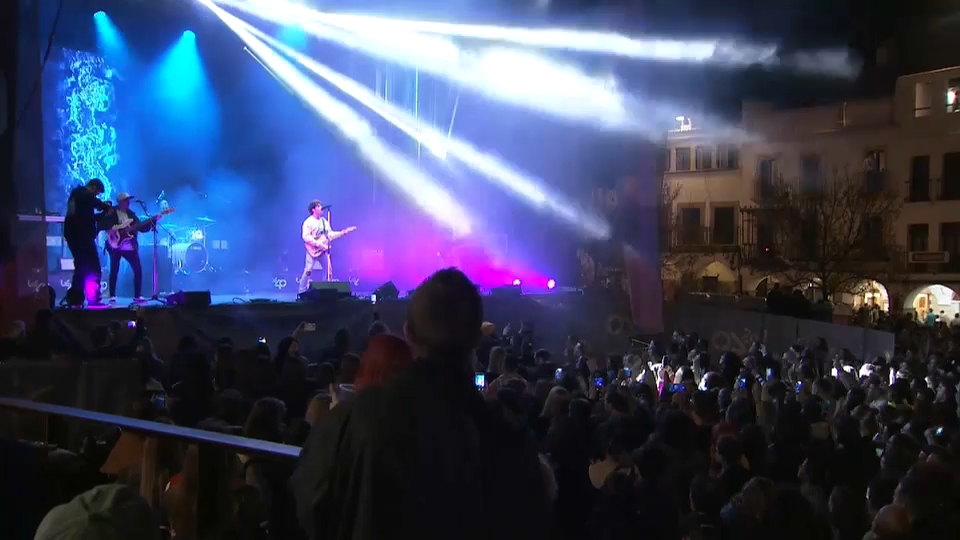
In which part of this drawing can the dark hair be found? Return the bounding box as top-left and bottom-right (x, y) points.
(87, 178), (105, 192)
(405, 268), (482, 357)
(308, 200), (322, 214)
(534, 349), (551, 363)
(368, 320), (388, 337)
(503, 355), (520, 372)
(242, 398), (286, 443)
(340, 353), (361, 384)
(690, 474), (725, 515)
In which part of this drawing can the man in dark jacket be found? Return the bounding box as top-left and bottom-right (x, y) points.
(291, 268), (549, 540)
(64, 179), (112, 305)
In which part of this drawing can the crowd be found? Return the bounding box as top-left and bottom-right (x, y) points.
(1, 267), (960, 540)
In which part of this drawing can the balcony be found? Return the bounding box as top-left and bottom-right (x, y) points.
(905, 178), (960, 202)
(669, 225), (739, 253)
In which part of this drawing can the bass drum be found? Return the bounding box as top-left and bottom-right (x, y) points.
(171, 242), (208, 274)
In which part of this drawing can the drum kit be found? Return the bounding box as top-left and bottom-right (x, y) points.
(162, 216), (217, 274)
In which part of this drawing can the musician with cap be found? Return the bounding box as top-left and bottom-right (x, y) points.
(103, 193), (163, 303)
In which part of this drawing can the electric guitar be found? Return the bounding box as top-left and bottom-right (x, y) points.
(306, 226), (357, 258)
(107, 207), (176, 250)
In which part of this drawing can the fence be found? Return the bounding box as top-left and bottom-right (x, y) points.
(0, 397), (300, 539)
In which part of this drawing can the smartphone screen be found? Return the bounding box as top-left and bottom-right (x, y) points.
(765, 368), (774, 381)
(554, 368), (563, 381)
(258, 337), (267, 344)
(474, 373), (486, 390)
(303, 323), (316, 332)
(126, 320), (137, 329)
(371, 293), (377, 304)
(795, 381), (804, 393)
(623, 367), (632, 377)
(594, 376), (604, 388)
(669, 383), (684, 393)
(736, 377), (748, 390)
(151, 393), (166, 409)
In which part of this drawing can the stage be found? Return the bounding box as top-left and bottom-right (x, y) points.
(54, 291), (633, 361)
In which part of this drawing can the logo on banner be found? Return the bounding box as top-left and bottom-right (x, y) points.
(272, 278), (288, 290)
(711, 327), (764, 356)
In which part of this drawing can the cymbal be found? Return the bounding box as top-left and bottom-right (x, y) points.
(196, 216), (216, 223)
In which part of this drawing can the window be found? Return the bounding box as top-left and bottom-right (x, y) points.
(948, 78), (960, 113)
(941, 223), (960, 271)
(717, 145), (739, 169)
(908, 155), (931, 202)
(863, 149), (886, 192)
(942, 152), (960, 200)
(712, 207), (736, 245)
(799, 154), (822, 193)
(679, 207), (702, 245)
(757, 158), (778, 198)
(675, 148), (691, 171)
(915, 82), (932, 117)
(908, 224), (929, 252)
(695, 146), (714, 170)
(861, 216), (885, 254)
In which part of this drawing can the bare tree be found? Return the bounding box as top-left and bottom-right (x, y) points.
(744, 168), (903, 300)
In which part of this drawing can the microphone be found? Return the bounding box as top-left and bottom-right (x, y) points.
(322, 204), (333, 209)
(156, 190), (165, 203)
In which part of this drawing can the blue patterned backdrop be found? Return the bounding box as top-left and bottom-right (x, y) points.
(43, 48), (120, 212)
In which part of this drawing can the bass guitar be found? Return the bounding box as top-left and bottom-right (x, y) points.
(107, 207), (176, 250)
(305, 226), (357, 258)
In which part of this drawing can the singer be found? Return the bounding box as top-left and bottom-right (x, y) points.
(298, 200), (357, 293)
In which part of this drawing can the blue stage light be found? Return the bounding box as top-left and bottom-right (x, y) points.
(183, 30), (195, 39)
(93, 10), (106, 20)
(48, 49), (119, 207)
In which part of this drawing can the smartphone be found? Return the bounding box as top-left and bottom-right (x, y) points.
(875, 447), (883, 458)
(669, 383), (685, 393)
(150, 393), (166, 409)
(765, 367), (774, 381)
(795, 381), (804, 393)
(303, 323), (316, 332)
(554, 368), (563, 381)
(594, 376), (604, 388)
(257, 337), (267, 344)
(831, 368), (839, 378)
(371, 293), (377, 304)
(623, 367), (632, 377)
(736, 377), (748, 391)
(936, 426), (945, 437)
(474, 372), (486, 390)
(126, 320), (137, 329)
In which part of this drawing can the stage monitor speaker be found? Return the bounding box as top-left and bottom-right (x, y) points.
(299, 280), (352, 302)
(372, 281), (399, 300)
(491, 284), (522, 297)
(166, 290), (211, 308)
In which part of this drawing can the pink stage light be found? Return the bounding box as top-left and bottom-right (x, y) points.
(547, 279), (556, 289)
(512, 279), (521, 286)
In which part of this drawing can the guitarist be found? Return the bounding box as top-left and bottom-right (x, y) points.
(299, 200), (356, 293)
(103, 193), (158, 303)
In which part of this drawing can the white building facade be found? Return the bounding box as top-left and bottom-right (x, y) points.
(664, 66), (960, 317)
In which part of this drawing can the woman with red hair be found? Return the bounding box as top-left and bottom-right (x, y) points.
(354, 334), (415, 390)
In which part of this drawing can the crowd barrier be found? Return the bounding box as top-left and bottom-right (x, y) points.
(664, 304), (895, 360)
(0, 359), (140, 443)
(0, 397), (299, 539)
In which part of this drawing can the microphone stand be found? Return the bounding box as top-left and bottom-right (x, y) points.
(137, 200), (160, 301)
(325, 207), (334, 282)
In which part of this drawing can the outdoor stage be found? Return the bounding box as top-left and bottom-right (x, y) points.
(55, 292), (632, 361)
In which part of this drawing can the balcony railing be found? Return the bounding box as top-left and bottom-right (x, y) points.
(669, 225), (739, 252)
(904, 178), (960, 202)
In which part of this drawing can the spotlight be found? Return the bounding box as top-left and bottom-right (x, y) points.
(547, 279), (556, 289)
(94, 10), (106, 19)
(512, 279), (521, 286)
(183, 30), (196, 39)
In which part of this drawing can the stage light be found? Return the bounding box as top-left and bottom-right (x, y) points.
(243, 26), (612, 240)
(184, 30), (196, 39)
(512, 279), (521, 286)
(93, 11), (106, 19)
(547, 279), (556, 289)
(194, 0), (472, 235)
